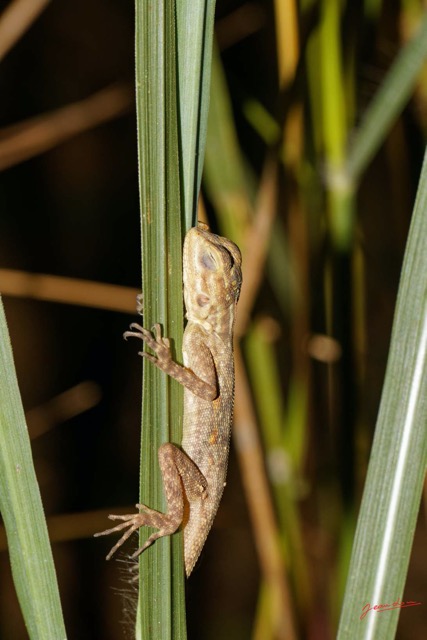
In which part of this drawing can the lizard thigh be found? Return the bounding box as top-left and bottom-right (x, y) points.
(159, 443), (208, 503)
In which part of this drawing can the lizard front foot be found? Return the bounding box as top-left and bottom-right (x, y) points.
(123, 323), (172, 366)
(94, 503), (181, 561)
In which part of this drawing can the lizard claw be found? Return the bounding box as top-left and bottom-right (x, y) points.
(124, 322), (172, 365)
(151, 323), (162, 339)
(139, 351), (157, 364)
(136, 293), (143, 316)
(131, 322), (147, 332)
(149, 324), (170, 348)
(123, 322), (144, 341)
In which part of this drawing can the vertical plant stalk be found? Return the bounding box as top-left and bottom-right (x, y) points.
(234, 348), (297, 640)
(134, 1), (217, 638)
(0, 297), (67, 639)
(205, 44), (303, 637)
(135, 1), (185, 638)
(176, 1), (217, 225)
(346, 11), (427, 184)
(337, 149), (427, 639)
(319, 0), (354, 251)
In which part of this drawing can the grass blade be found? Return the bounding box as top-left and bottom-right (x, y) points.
(135, 1), (185, 638)
(347, 11), (427, 183)
(0, 297), (66, 639)
(337, 148), (427, 638)
(177, 0), (216, 225)
(134, 1), (217, 637)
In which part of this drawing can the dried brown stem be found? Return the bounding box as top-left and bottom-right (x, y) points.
(0, 84), (132, 171)
(26, 381), (102, 439)
(235, 156), (278, 338)
(0, 269), (138, 312)
(0, 0), (51, 62)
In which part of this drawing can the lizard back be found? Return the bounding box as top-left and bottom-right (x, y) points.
(181, 326), (235, 574)
(180, 225), (242, 574)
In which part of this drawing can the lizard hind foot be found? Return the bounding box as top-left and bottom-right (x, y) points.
(94, 509), (147, 561)
(130, 503), (182, 559)
(95, 503), (181, 562)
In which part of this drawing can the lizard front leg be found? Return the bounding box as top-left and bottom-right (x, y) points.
(124, 323), (218, 401)
(95, 443), (208, 561)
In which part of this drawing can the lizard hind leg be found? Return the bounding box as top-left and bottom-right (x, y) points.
(95, 443), (191, 560)
(94, 442), (206, 562)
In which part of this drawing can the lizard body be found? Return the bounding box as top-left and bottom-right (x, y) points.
(95, 224), (242, 575)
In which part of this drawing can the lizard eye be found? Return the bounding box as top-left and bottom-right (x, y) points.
(200, 251), (217, 271)
(196, 294), (210, 307)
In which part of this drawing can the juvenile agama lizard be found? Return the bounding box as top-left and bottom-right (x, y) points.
(95, 224), (242, 576)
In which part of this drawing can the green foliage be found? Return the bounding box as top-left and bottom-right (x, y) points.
(0, 298), (66, 639)
(135, 1), (185, 636)
(346, 12), (427, 183)
(337, 149), (427, 639)
(134, 1), (216, 638)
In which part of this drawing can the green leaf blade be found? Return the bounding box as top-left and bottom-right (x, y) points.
(347, 12), (427, 183)
(134, 1), (217, 638)
(177, 1), (217, 225)
(337, 149), (427, 639)
(0, 298), (67, 640)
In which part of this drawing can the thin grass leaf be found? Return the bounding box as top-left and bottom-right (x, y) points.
(245, 320), (311, 617)
(0, 297), (66, 639)
(337, 148), (427, 639)
(205, 45), (293, 314)
(204, 42), (253, 243)
(135, 1), (185, 638)
(176, 0), (216, 225)
(347, 11), (427, 183)
(134, 0), (217, 638)
(319, 0), (347, 168)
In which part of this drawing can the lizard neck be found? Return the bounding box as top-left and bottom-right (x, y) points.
(186, 303), (236, 338)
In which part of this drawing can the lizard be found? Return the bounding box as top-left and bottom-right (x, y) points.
(95, 223), (242, 576)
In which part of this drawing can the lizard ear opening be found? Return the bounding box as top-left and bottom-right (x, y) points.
(196, 294), (210, 307)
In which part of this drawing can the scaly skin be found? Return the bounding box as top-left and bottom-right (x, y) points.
(95, 224), (242, 576)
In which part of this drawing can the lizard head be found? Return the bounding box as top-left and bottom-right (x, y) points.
(183, 224), (242, 333)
